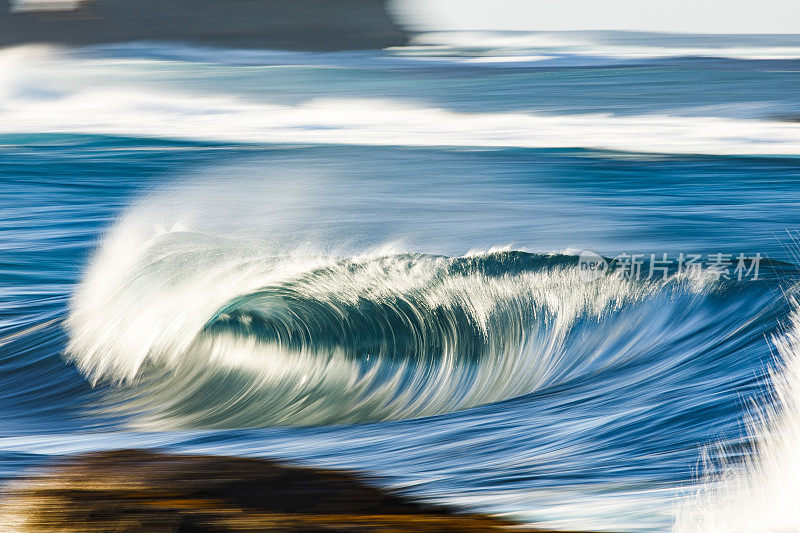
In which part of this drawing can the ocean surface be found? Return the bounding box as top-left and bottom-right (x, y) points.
(2, 31), (800, 531)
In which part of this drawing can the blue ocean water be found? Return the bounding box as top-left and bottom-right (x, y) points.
(2, 32), (800, 531)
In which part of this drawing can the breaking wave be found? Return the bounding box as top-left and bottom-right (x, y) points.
(2, 46), (800, 155)
(407, 31), (800, 61)
(65, 215), (735, 429)
(674, 299), (800, 532)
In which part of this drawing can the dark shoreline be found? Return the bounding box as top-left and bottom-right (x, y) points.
(0, 0), (409, 51)
(1, 449), (588, 532)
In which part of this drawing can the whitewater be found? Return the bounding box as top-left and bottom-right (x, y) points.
(2, 45), (800, 155)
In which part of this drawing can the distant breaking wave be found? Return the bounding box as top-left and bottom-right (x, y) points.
(407, 31), (800, 61)
(2, 46), (800, 155)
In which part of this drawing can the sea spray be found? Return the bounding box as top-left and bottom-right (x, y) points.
(674, 297), (800, 532)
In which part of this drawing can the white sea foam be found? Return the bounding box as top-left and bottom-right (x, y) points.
(409, 31), (800, 61)
(1, 46), (800, 155)
(673, 297), (800, 532)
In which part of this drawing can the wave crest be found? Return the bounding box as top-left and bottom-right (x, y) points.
(66, 224), (722, 428)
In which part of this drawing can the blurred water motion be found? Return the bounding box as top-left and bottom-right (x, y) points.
(2, 2), (800, 532)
